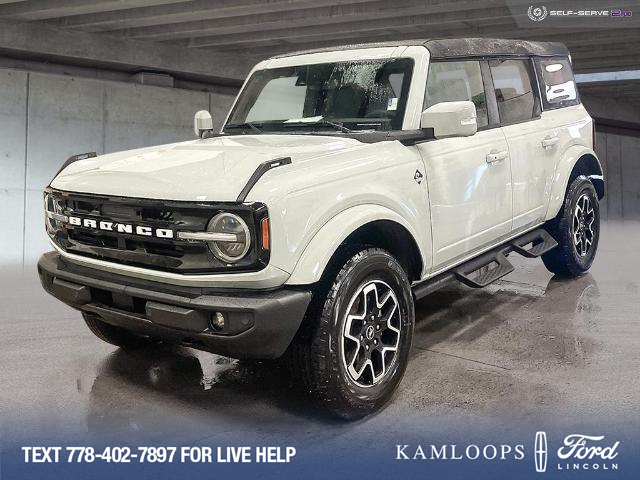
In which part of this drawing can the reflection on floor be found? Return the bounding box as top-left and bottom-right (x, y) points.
(0, 221), (639, 450)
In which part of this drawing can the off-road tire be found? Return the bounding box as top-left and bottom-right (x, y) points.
(542, 176), (600, 277)
(83, 312), (154, 349)
(288, 248), (414, 420)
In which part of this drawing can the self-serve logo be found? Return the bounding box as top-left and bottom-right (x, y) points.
(536, 432), (620, 473)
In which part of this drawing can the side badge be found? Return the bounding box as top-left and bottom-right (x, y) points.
(414, 170), (423, 184)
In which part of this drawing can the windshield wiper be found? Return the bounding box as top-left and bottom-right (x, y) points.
(224, 122), (263, 134)
(282, 118), (353, 133)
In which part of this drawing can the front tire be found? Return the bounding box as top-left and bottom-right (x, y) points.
(542, 176), (600, 277)
(83, 312), (154, 349)
(289, 248), (414, 420)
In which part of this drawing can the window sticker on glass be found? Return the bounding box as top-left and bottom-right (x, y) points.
(387, 97), (399, 111)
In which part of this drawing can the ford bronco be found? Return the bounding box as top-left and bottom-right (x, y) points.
(39, 38), (603, 419)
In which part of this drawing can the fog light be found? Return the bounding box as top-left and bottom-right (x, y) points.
(210, 312), (226, 331)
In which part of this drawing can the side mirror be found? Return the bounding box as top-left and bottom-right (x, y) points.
(420, 101), (477, 139)
(194, 110), (213, 138)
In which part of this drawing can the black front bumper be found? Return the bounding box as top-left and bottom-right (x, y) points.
(37, 252), (312, 359)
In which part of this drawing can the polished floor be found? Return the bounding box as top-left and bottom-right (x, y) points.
(1, 221), (639, 451)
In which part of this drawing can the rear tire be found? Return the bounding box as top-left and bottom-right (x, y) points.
(83, 312), (154, 349)
(287, 248), (414, 420)
(542, 176), (600, 277)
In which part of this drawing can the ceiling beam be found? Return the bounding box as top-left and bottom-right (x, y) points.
(0, 18), (258, 85)
(220, 27), (638, 57)
(109, 0), (534, 41)
(186, 6), (527, 48)
(48, 0), (380, 31)
(0, 0), (192, 21)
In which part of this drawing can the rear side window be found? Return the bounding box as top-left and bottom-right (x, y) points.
(489, 59), (538, 124)
(425, 61), (489, 128)
(535, 57), (579, 109)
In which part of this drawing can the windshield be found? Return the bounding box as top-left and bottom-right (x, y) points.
(225, 58), (414, 133)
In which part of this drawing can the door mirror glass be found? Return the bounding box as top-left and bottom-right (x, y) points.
(420, 101), (477, 139)
(194, 110), (213, 138)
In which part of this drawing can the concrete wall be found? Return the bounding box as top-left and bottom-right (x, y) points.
(0, 68), (236, 268)
(583, 95), (640, 220)
(595, 130), (640, 220)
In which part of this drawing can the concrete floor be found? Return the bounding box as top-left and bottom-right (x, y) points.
(1, 220), (639, 477)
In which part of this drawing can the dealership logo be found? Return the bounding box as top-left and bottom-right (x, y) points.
(534, 432), (620, 472)
(528, 5), (548, 21)
(535, 432), (548, 472)
(557, 434), (619, 470)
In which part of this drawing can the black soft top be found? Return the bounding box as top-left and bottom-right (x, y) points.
(271, 38), (569, 60)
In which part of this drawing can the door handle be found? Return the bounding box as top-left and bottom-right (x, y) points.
(542, 135), (559, 148)
(486, 150), (508, 164)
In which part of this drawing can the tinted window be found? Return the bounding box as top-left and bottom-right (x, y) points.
(536, 57), (578, 109)
(489, 59), (537, 124)
(425, 61), (488, 128)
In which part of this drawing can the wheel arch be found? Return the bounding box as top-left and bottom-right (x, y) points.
(286, 204), (427, 285)
(545, 147), (604, 221)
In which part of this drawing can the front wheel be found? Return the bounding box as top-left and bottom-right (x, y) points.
(542, 176), (600, 277)
(288, 248), (414, 419)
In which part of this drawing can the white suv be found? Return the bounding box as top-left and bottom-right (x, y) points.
(39, 38), (603, 419)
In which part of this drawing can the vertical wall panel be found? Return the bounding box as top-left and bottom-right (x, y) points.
(604, 133), (623, 219)
(104, 81), (209, 152)
(0, 70), (27, 268)
(24, 74), (105, 264)
(620, 135), (640, 219)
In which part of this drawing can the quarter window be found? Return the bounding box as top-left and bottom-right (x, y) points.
(489, 59), (538, 124)
(425, 61), (489, 128)
(536, 57), (579, 109)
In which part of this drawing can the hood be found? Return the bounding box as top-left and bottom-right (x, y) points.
(50, 134), (365, 202)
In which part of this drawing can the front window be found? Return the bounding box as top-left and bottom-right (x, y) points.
(226, 58), (414, 133)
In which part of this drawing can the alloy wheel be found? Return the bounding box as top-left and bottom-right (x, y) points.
(341, 280), (402, 388)
(572, 193), (595, 257)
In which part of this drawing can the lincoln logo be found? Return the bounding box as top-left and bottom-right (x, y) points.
(67, 215), (174, 239)
(535, 431), (547, 473)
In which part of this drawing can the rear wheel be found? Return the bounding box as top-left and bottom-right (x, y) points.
(543, 176), (600, 277)
(288, 248), (414, 419)
(83, 312), (154, 349)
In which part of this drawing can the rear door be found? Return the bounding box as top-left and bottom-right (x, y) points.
(490, 58), (555, 231)
(416, 60), (512, 270)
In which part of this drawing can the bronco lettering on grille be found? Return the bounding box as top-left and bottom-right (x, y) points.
(67, 216), (174, 239)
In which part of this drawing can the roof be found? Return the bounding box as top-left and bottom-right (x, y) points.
(270, 38), (569, 60)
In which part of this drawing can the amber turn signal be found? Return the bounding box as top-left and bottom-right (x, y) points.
(260, 217), (270, 251)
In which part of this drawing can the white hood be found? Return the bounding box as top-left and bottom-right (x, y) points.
(50, 134), (364, 202)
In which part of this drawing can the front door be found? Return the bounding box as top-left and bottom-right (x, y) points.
(416, 60), (513, 271)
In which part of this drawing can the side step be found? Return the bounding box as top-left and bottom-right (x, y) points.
(453, 251), (514, 288)
(412, 228), (559, 299)
(510, 229), (558, 258)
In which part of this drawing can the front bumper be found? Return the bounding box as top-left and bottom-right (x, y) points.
(38, 252), (312, 359)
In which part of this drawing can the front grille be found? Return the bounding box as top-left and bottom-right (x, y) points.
(45, 189), (268, 274)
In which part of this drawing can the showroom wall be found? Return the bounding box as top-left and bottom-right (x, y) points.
(0, 68), (236, 269)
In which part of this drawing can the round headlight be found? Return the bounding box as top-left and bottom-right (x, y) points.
(207, 212), (251, 263)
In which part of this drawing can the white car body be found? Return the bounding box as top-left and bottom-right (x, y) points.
(48, 40), (600, 291)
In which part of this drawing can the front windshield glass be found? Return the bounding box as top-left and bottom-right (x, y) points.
(226, 58), (414, 132)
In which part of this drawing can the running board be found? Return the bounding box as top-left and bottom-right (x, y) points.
(453, 251), (514, 288)
(510, 229), (558, 258)
(412, 228), (558, 299)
